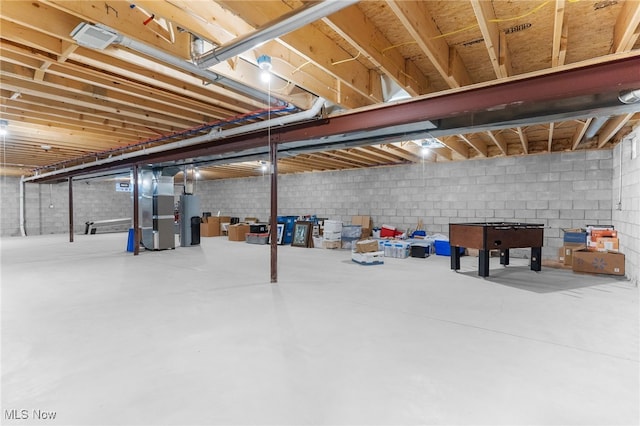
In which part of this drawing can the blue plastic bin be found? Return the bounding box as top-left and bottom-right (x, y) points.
(434, 240), (464, 256)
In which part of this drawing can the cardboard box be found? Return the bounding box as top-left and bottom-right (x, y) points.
(563, 228), (587, 244)
(352, 251), (384, 265)
(572, 250), (625, 276)
(246, 233), (269, 244)
(323, 231), (342, 242)
(324, 220), (342, 234)
(355, 239), (379, 253)
(559, 243), (586, 266)
(322, 240), (341, 249)
(595, 237), (619, 252)
(200, 216), (231, 237)
(352, 216), (372, 237)
(228, 223), (250, 241)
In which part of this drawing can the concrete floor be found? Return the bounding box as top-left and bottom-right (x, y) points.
(1, 233), (638, 425)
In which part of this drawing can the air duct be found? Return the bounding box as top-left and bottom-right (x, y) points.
(618, 89), (640, 104)
(194, 0), (358, 69)
(70, 23), (286, 107)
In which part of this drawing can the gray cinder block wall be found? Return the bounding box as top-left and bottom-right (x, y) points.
(0, 178), (132, 236)
(197, 150), (616, 261)
(612, 127), (640, 285)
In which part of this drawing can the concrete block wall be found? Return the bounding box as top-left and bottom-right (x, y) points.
(196, 150), (615, 260)
(0, 177), (21, 237)
(612, 127), (640, 285)
(0, 178), (132, 237)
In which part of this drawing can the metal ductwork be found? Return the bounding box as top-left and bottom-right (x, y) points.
(71, 23), (287, 107)
(194, 0), (359, 69)
(23, 97), (326, 183)
(618, 89), (640, 104)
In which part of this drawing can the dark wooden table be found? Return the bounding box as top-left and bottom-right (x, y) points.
(449, 222), (544, 277)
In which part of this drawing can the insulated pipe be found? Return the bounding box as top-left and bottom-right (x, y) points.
(19, 175), (26, 236)
(112, 33), (287, 107)
(24, 97), (325, 183)
(194, 0), (358, 69)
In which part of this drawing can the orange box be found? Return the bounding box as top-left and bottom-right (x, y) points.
(590, 229), (617, 242)
(595, 237), (619, 252)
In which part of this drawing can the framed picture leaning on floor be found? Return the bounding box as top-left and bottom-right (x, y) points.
(291, 222), (312, 247)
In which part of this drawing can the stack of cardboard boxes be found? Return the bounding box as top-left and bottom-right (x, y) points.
(352, 239), (384, 265)
(322, 220), (342, 249)
(200, 216), (231, 237)
(559, 226), (625, 276)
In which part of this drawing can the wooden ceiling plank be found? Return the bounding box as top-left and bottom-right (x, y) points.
(310, 152), (365, 168)
(216, 0), (379, 106)
(1, 106), (151, 140)
(516, 127), (529, 155)
(0, 19), (64, 55)
(486, 131), (508, 156)
(73, 48), (257, 113)
(614, 0), (640, 52)
(441, 136), (470, 158)
(552, 0), (567, 67)
(597, 114), (634, 148)
(572, 118), (593, 150)
(366, 146), (408, 163)
(135, 0), (351, 108)
(322, 4), (428, 96)
(0, 53), (210, 126)
(0, 87), (181, 135)
(386, 0), (473, 88)
(0, 73), (192, 131)
(470, 0), (510, 79)
(458, 134), (488, 157)
(58, 41), (77, 63)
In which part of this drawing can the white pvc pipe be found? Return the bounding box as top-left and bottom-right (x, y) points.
(19, 175), (26, 236)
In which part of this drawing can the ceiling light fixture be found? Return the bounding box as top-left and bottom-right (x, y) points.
(9, 92), (21, 100)
(257, 55), (273, 83)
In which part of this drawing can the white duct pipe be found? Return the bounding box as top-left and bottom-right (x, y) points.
(195, 0), (359, 69)
(584, 116), (610, 140)
(19, 175), (26, 236)
(113, 34), (286, 107)
(618, 89), (640, 104)
(24, 97), (326, 183)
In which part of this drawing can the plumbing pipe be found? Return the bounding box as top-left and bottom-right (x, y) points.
(194, 0), (358, 69)
(23, 97), (325, 183)
(19, 175), (26, 236)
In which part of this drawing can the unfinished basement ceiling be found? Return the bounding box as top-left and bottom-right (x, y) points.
(1, 0), (639, 180)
